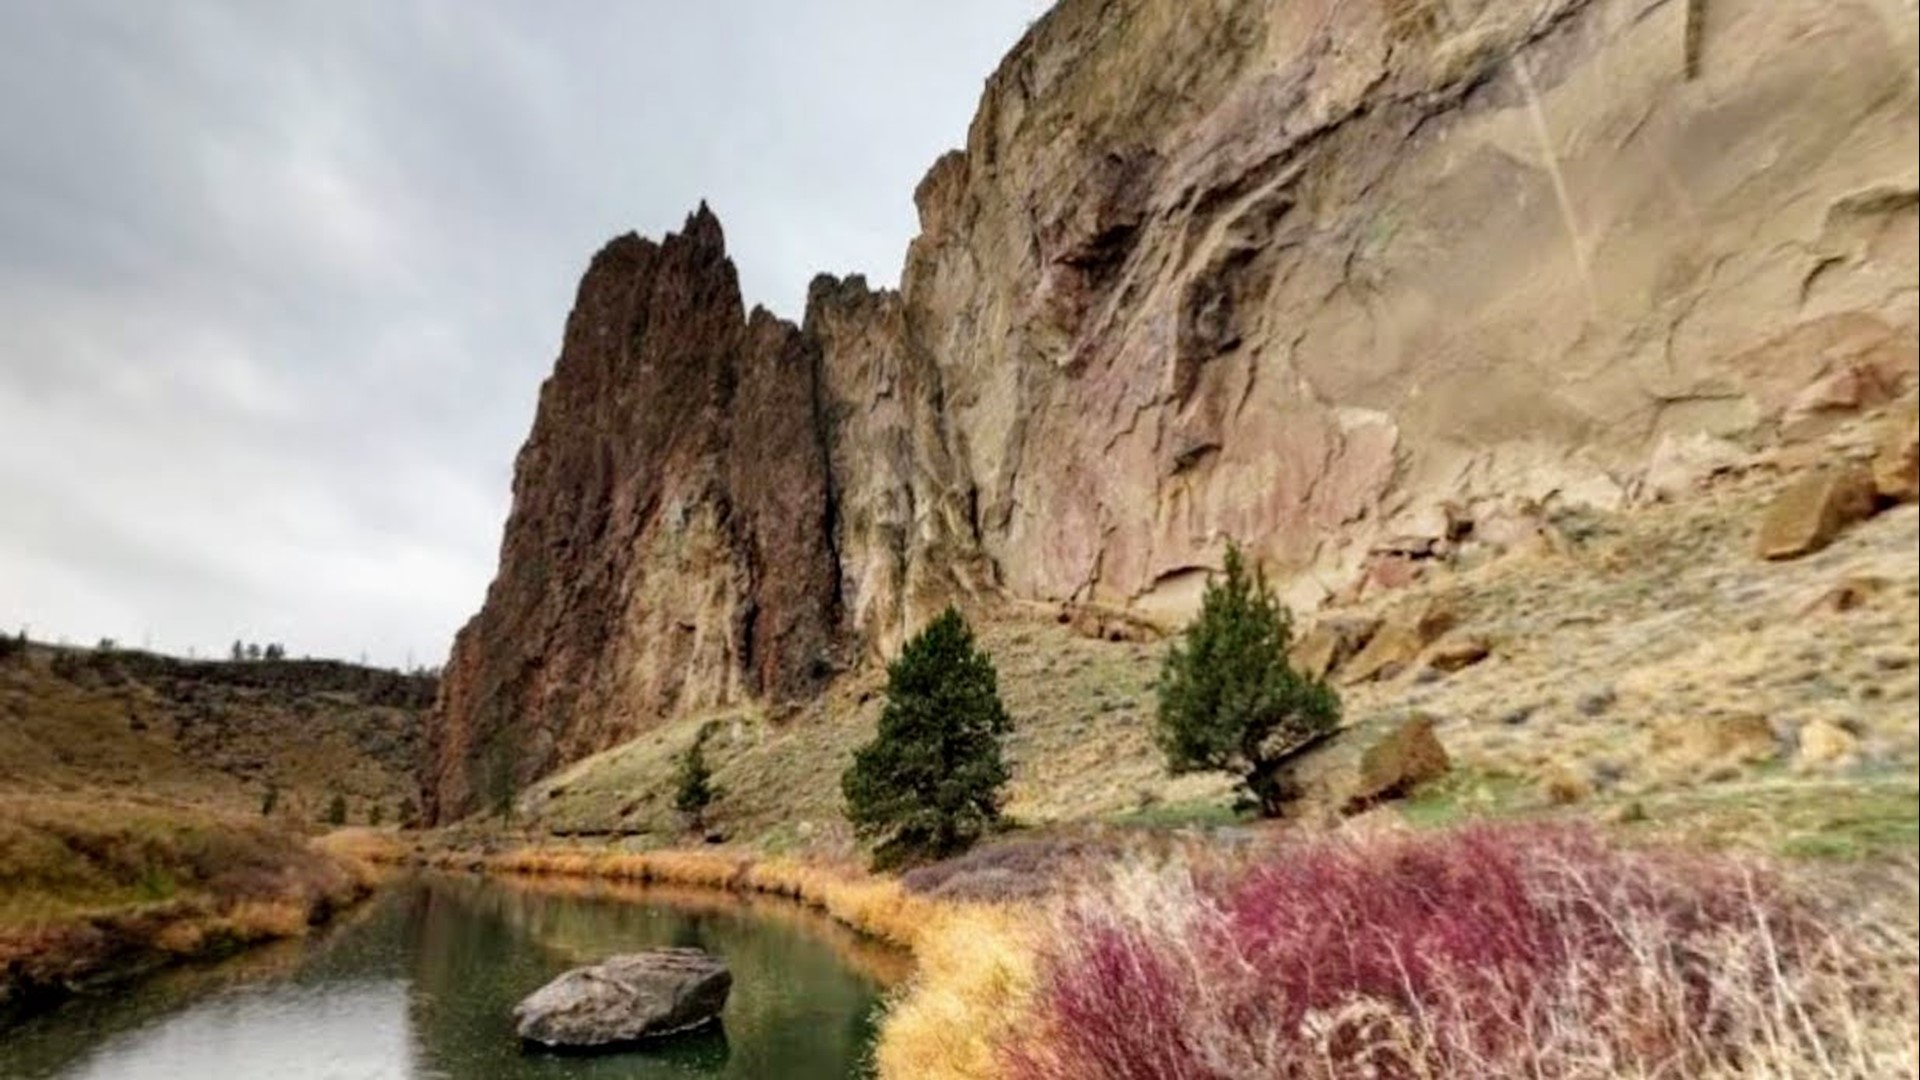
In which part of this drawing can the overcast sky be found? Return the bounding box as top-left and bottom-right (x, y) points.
(0, 1), (1047, 668)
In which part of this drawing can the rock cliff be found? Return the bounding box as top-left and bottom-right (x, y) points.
(428, 0), (1918, 820)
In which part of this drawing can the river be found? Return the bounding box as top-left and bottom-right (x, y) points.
(0, 873), (910, 1079)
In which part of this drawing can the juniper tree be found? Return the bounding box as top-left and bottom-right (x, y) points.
(842, 607), (1011, 869)
(673, 724), (720, 829)
(1155, 542), (1339, 817)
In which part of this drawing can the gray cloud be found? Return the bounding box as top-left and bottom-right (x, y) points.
(0, 0), (1049, 666)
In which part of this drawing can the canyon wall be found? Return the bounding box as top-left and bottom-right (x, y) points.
(427, 0), (1919, 820)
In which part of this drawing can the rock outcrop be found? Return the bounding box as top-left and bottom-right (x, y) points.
(427, 210), (845, 820)
(427, 0), (1918, 818)
(514, 949), (732, 1048)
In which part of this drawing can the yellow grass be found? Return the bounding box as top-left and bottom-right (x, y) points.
(874, 906), (1039, 1080)
(0, 793), (373, 1004)
(458, 844), (949, 951)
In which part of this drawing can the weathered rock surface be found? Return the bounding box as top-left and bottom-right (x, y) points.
(1283, 713), (1452, 817)
(514, 949), (732, 1049)
(1290, 615), (1381, 681)
(427, 210), (844, 820)
(1754, 466), (1880, 561)
(426, 0), (1919, 817)
(1342, 600), (1459, 685)
(1874, 403), (1920, 503)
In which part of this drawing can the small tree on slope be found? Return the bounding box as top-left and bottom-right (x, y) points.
(1156, 542), (1339, 817)
(842, 607), (1012, 869)
(674, 724), (720, 830)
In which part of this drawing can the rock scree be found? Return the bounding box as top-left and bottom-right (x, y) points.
(513, 948), (733, 1050)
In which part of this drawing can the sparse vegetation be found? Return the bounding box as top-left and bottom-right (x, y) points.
(1155, 542), (1339, 816)
(843, 607), (1012, 869)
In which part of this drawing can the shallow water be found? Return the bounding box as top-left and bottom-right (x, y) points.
(0, 874), (907, 1080)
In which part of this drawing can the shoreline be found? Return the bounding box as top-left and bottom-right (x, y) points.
(0, 864), (375, 1028)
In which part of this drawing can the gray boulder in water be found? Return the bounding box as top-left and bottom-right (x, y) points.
(513, 948), (732, 1049)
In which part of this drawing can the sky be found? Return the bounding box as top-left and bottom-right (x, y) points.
(0, 0), (1049, 668)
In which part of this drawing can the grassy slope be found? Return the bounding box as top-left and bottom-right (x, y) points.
(0, 793), (373, 1015)
(0, 650), (428, 1014)
(513, 411), (1918, 867)
(0, 648), (429, 825)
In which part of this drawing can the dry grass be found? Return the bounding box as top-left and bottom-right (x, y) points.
(875, 905), (1039, 1080)
(445, 843), (948, 950)
(927, 825), (1920, 1080)
(0, 646), (424, 828)
(0, 793), (371, 1012)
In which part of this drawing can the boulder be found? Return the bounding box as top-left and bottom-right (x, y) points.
(1780, 363), (1900, 441)
(1754, 466), (1879, 560)
(1341, 601), (1459, 684)
(1872, 402), (1919, 503)
(1796, 718), (1861, 768)
(514, 949), (732, 1049)
(1421, 633), (1491, 675)
(1343, 715), (1451, 813)
(1289, 615), (1381, 681)
(1272, 714), (1451, 817)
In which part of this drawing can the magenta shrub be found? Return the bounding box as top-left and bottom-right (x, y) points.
(1007, 825), (1844, 1080)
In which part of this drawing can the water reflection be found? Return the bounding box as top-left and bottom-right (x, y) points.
(0, 874), (901, 1080)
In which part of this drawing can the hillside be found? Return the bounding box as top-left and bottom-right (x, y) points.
(0, 644), (431, 826)
(424, 0), (1918, 822)
(491, 402), (1917, 864)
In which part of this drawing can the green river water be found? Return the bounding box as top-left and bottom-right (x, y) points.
(0, 873), (908, 1079)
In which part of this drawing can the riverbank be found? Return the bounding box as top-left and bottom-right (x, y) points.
(0, 794), (377, 1022)
(355, 823), (1919, 1080)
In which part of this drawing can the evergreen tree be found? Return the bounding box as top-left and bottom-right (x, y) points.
(673, 724), (720, 828)
(324, 792), (348, 827)
(842, 607), (1011, 869)
(260, 783), (279, 817)
(1155, 542), (1339, 817)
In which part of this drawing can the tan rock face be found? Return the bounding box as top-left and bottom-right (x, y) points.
(1290, 615), (1381, 681)
(1873, 403), (1920, 503)
(1754, 467), (1880, 561)
(425, 0), (1920, 817)
(1342, 600), (1459, 685)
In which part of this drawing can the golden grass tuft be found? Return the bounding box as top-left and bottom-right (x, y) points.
(874, 905), (1039, 1080)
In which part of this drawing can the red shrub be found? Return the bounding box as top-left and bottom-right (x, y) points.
(1006, 825), (1870, 1080)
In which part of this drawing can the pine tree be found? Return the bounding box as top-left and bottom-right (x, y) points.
(842, 607), (1011, 869)
(324, 792), (348, 827)
(673, 724), (720, 829)
(1155, 542), (1340, 817)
